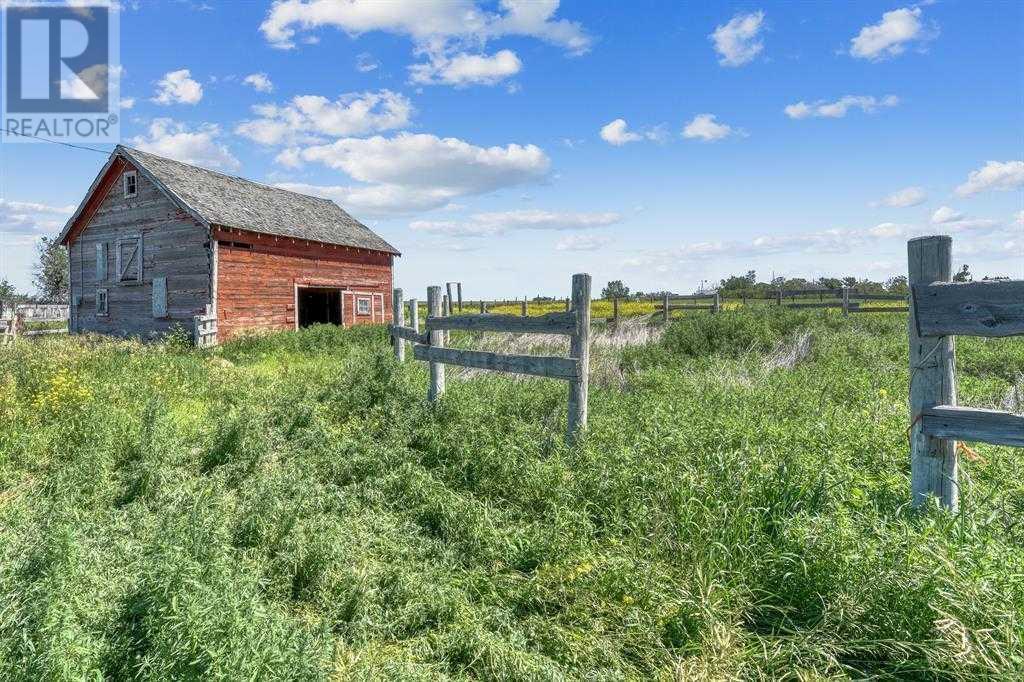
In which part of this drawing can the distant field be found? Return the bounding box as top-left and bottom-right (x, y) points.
(1, 309), (1021, 679)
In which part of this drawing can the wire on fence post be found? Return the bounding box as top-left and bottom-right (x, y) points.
(427, 286), (445, 402)
(393, 288), (405, 361)
(567, 273), (591, 444)
(908, 235), (958, 511)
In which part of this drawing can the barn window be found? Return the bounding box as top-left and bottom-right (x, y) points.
(123, 171), (137, 198)
(96, 289), (109, 316)
(357, 297), (371, 315)
(116, 236), (143, 283)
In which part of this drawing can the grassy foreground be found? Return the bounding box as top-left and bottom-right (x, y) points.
(1, 310), (1022, 679)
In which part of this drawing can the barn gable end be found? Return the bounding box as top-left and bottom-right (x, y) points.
(65, 158), (213, 338)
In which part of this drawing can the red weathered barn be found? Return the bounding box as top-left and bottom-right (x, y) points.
(58, 145), (400, 343)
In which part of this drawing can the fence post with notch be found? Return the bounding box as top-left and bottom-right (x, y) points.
(908, 236), (958, 510)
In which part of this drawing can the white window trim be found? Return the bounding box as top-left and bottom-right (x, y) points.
(356, 297), (371, 315)
(123, 171), (138, 199)
(96, 288), (109, 316)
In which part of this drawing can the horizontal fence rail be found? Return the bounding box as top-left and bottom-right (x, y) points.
(912, 280), (1024, 338)
(920, 406), (1024, 449)
(426, 311), (575, 335)
(413, 345), (580, 380)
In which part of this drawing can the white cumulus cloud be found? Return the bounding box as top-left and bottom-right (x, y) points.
(356, 52), (380, 72)
(555, 234), (612, 251)
(682, 113), (738, 141)
(152, 69), (203, 105)
(955, 160), (1024, 196)
(273, 133), (550, 216)
(259, 0), (591, 55)
(600, 118), (640, 146)
(243, 73), (274, 93)
(409, 49), (522, 86)
(785, 95), (899, 119)
(874, 186), (926, 208)
(709, 10), (765, 67)
(411, 210), (621, 237)
(235, 90), (413, 145)
(850, 7), (937, 61)
(0, 199), (75, 242)
(130, 119), (239, 170)
(931, 206), (964, 224)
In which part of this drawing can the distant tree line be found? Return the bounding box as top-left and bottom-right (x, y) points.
(600, 264), (1012, 301)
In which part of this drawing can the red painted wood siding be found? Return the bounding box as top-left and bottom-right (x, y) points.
(214, 228), (393, 342)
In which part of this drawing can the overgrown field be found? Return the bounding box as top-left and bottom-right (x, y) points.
(1, 310), (1022, 679)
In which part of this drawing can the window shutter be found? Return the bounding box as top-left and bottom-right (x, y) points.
(152, 277), (167, 318)
(95, 243), (107, 280)
(117, 236), (143, 282)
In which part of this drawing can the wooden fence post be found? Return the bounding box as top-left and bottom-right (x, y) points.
(442, 294), (451, 345)
(457, 283), (463, 312)
(565, 298), (570, 312)
(842, 287), (850, 317)
(713, 292), (721, 314)
(521, 298), (528, 317)
(908, 235), (958, 511)
(446, 283), (455, 314)
(568, 273), (591, 444)
(662, 292), (669, 323)
(479, 300), (485, 314)
(777, 290), (783, 306)
(408, 298), (418, 333)
(613, 297), (619, 327)
(393, 288), (405, 361)
(427, 286), (445, 402)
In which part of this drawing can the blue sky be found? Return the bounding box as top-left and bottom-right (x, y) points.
(1, 0), (1021, 298)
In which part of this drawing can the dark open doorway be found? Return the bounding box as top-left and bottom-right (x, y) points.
(297, 288), (342, 328)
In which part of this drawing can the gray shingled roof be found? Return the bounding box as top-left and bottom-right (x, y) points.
(117, 146), (399, 255)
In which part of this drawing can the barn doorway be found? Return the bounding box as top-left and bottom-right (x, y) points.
(297, 287), (342, 328)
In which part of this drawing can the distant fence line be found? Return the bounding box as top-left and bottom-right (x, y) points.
(443, 286), (908, 325)
(391, 274), (592, 444)
(15, 304), (69, 321)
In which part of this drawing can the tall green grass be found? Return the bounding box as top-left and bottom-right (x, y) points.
(1, 310), (1022, 679)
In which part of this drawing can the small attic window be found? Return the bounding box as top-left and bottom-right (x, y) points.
(123, 171), (137, 199)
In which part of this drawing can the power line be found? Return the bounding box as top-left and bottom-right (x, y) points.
(2, 128), (113, 155)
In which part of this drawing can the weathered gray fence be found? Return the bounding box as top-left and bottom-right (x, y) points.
(15, 304), (69, 321)
(657, 292), (721, 323)
(193, 306), (218, 348)
(908, 235), (1024, 511)
(391, 274), (592, 443)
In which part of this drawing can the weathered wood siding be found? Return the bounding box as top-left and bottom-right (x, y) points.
(214, 228), (393, 342)
(69, 162), (212, 338)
